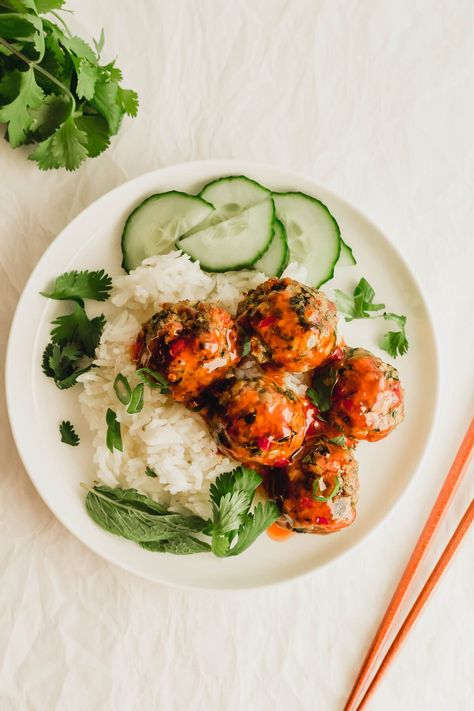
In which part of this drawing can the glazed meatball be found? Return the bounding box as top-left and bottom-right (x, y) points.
(327, 347), (404, 442)
(135, 301), (240, 404)
(265, 437), (359, 534)
(236, 277), (337, 372)
(206, 376), (307, 466)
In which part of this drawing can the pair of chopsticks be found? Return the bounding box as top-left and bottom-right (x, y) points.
(344, 416), (474, 711)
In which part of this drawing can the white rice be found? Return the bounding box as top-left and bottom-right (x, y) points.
(78, 252), (307, 517)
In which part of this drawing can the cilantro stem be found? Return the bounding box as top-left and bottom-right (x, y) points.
(0, 36), (76, 114)
(51, 11), (73, 36)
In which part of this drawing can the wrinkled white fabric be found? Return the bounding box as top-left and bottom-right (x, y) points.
(1, 1), (473, 710)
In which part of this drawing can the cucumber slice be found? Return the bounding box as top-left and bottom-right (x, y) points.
(177, 199), (275, 272)
(121, 191), (214, 272)
(253, 218), (289, 277)
(185, 175), (270, 237)
(337, 239), (356, 266)
(272, 192), (341, 287)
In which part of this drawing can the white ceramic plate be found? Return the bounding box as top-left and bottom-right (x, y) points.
(6, 160), (439, 590)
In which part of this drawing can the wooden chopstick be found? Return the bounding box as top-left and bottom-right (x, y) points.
(343, 416), (474, 711)
(356, 497), (474, 710)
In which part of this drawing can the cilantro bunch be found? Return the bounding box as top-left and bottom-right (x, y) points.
(0, 1), (138, 170)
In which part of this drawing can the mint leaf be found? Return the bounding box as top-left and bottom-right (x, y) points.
(84, 485), (209, 552)
(41, 269), (112, 305)
(0, 66), (44, 146)
(59, 420), (79, 446)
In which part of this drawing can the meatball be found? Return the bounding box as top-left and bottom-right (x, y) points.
(327, 347), (404, 442)
(236, 277), (337, 372)
(135, 301), (240, 405)
(206, 376), (307, 466)
(265, 437), (359, 534)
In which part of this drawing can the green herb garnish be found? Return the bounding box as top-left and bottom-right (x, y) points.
(328, 435), (347, 447)
(83, 466), (279, 558)
(144, 467), (158, 478)
(41, 269), (111, 389)
(335, 278), (385, 321)
(113, 373), (131, 405)
(84, 485), (209, 554)
(127, 383), (144, 414)
(242, 334), (251, 357)
(41, 270), (112, 306)
(334, 278), (409, 358)
(0, 2), (138, 170)
(105, 408), (122, 452)
(136, 367), (170, 394)
(312, 475), (341, 502)
(59, 420), (79, 446)
(380, 313), (409, 358)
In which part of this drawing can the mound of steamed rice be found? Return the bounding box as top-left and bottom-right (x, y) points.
(78, 252), (307, 518)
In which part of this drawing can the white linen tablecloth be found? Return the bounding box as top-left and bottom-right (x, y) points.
(1, 1), (473, 709)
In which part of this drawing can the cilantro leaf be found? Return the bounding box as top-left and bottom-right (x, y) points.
(75, 115), (110, 158)
(29, 93), (70, 138)
(76, 59), (98, 100)
(50, 303), (104, 356)
(0, 66), (44, 147)
(105, 408), (122, 452)
(209, 466), (261, 506)
(36, 1), (66, 11)
(335, 277), (385, 321)
(59, 420), (79, 446)
(380, 312), (409, 357)
(93, 28), (105, 58)
(42, 341), (91, 389)
(90, 80), (122, 134)
(335, 278), (409, 359)
(41, 269), (112, 305)
(30, 115), (89, 171)
(116, 86), (138, 117)
(226, 502), (280, 557)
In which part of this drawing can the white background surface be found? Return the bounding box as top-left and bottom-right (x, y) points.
(1, 1), (473, 710)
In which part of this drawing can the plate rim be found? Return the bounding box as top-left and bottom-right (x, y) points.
(5, 159), (441, 591)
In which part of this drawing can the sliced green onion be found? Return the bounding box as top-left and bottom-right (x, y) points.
(106, 408), (123, 453)
(136, 367), (170, 393)
(127, 383), (144, 414)
(145, 466), (158, 478)
(312, 475), (341, 502)
(328, 435), (346, 447)
(113, 373), (131, 405)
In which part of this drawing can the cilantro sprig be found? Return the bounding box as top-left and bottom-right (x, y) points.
(0, 2), (138, 170)
(59, 420), (79, 446)
(335, 278), (409, 358)
(41, 268), (111, 390)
